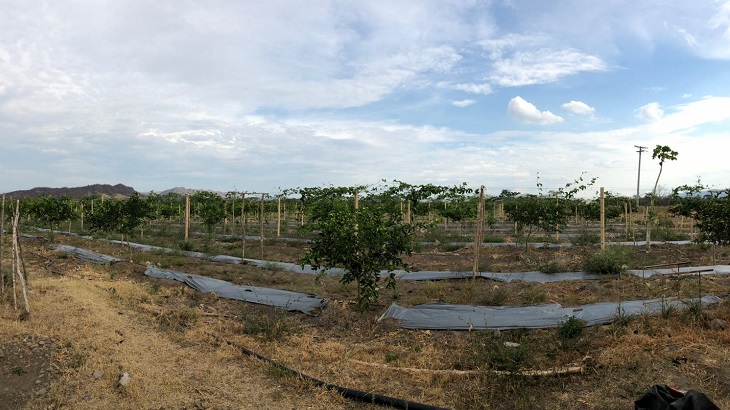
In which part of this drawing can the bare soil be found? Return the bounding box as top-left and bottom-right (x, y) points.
(2, 233), (730, 409)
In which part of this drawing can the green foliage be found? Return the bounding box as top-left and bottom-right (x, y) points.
(671, 181), (730, 244)
(191, 191), (226, 236)
(576, 192), (626, 221)
(558, 317), (586, 339)
(505, 172), (596, 247)
(299, 185), (415, 312)
(242, 311), (298, 342)
(88, 193), (151, 241)
(582, 247), (632, 275)
(27, 195), (77, 234)
(462, 332), (533, 372)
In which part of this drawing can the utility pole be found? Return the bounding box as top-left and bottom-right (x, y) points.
(635, 145), (647, 208)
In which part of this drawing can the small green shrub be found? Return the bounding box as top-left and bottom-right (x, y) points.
(582, 247), (632, 275)
(481, 287), (508, 306)
(558, 317), (586, 339)
(539, 261), (568, 274)
(520, 287), (548, 304)
(461, 332), (533, 372)
(242, 312), (298, 342)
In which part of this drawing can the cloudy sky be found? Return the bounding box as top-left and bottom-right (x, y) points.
(2, 1), (730, 197)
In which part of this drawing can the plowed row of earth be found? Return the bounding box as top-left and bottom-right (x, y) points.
(1, 230), (729, 409)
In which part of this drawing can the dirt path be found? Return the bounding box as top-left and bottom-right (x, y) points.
(1, 267), (356, 409)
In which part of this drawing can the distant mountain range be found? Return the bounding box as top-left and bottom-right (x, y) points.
(4, 184), (137, 199)
(3, 184), (228, 199)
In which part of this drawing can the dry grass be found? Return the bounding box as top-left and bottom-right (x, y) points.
(1, 235), (729, 409)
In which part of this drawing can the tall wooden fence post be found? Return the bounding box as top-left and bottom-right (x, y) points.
(260, 194), (265, 261)
(600, 187), (606, 251)
(472, 186), (485, 279)
(241, 192), (246, 264)
(277, 197), (281, 238)
(184, 193), (190, 242)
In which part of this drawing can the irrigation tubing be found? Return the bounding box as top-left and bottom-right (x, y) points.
(211, 334), (449, 410)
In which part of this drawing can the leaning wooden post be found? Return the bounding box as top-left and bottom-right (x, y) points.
(12, 200), (30, 313)
(472, 186), (485, 279)
(241, 192), (246, 264)
(260, 193), (265, 261)
(184, 193), (190, 241)
(600, 187), (606, 251)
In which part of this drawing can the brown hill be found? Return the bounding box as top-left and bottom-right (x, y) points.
(3, 183), (137, 199)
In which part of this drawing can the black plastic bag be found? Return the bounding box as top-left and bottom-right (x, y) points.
(635, 385), (721, 410)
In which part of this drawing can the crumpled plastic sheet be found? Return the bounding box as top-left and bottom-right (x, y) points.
(628, 265), (730, 278)
(144, 266), (328, 316)
(50, 244), (124, 265)
(378, 295), (722, 330)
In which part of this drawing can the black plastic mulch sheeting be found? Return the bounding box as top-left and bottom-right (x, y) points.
(634, 384), (721, 410)
(49, 244), (124, 265)
(379, 296), (722, 330)
(144, 266), (328, 316)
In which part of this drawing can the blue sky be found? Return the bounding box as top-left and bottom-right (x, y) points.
(2, 0), (729, 197)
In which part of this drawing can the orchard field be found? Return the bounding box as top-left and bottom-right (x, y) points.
(2, 180), (730, 409)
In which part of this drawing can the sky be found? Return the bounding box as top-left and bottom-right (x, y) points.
(2, 0), (730, 198)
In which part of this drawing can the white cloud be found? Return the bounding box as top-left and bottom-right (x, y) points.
(491, 48), (608, 87)
(451, 99), (476, 107)
(562, 101), (595, 115)
(438, 82), (493, 95)
(635, 102), (664, 121)
(647, 96), (730, 134)
(508, 96), (564, 125)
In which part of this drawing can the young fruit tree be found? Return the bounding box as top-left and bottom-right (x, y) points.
(646, 145), (678, 249)
(299, 186), (415, 312)
(88, 193), (151, 257)
(671, 181), (730, 245)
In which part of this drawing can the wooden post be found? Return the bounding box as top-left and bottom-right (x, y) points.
(260, 193), (265, 261)
(472, 186), (485, 279)
(241, 192), (246, 264)
(80, 203), (84, 232)
(555, 192), (559, 242)
(600, 187), (605, 251)
(277, 197), (281, 237)
(12, 200), (30, 313)
(406, 200), (411, 224)
(1, 194), (4, 293)
(184, 193), (190, 241)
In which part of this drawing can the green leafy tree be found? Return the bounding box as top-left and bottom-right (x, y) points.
(28, 195), (77, 237)
(646, 145), (678, 248)
(299, 186), (415, 312)
(88, 194), (151, 254)
(505, 173), (596, 248)
(671, 181), (730, 244)
(191, 191), (226, 237)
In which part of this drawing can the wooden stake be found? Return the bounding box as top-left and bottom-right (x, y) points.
(12, 200), (30, 313)
(241, 192), (246, 264)
(600, 187), (605, 251)
(277, 197), (281, 238)
(1, 194), (5, 293)
(472, 186), (485, 279)
(184, 193), (190, 241)
(260, 193), (265, 261)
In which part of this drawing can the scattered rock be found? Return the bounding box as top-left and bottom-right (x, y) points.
(36, 388), (47, 396)
(708, 319), (727, 331)
(117, 372), (132, 387)
(503, 342), (520, 348)
(93, 369), (104, 379)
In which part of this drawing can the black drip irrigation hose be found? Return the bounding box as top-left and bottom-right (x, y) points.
(211, 334), (449, 410)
